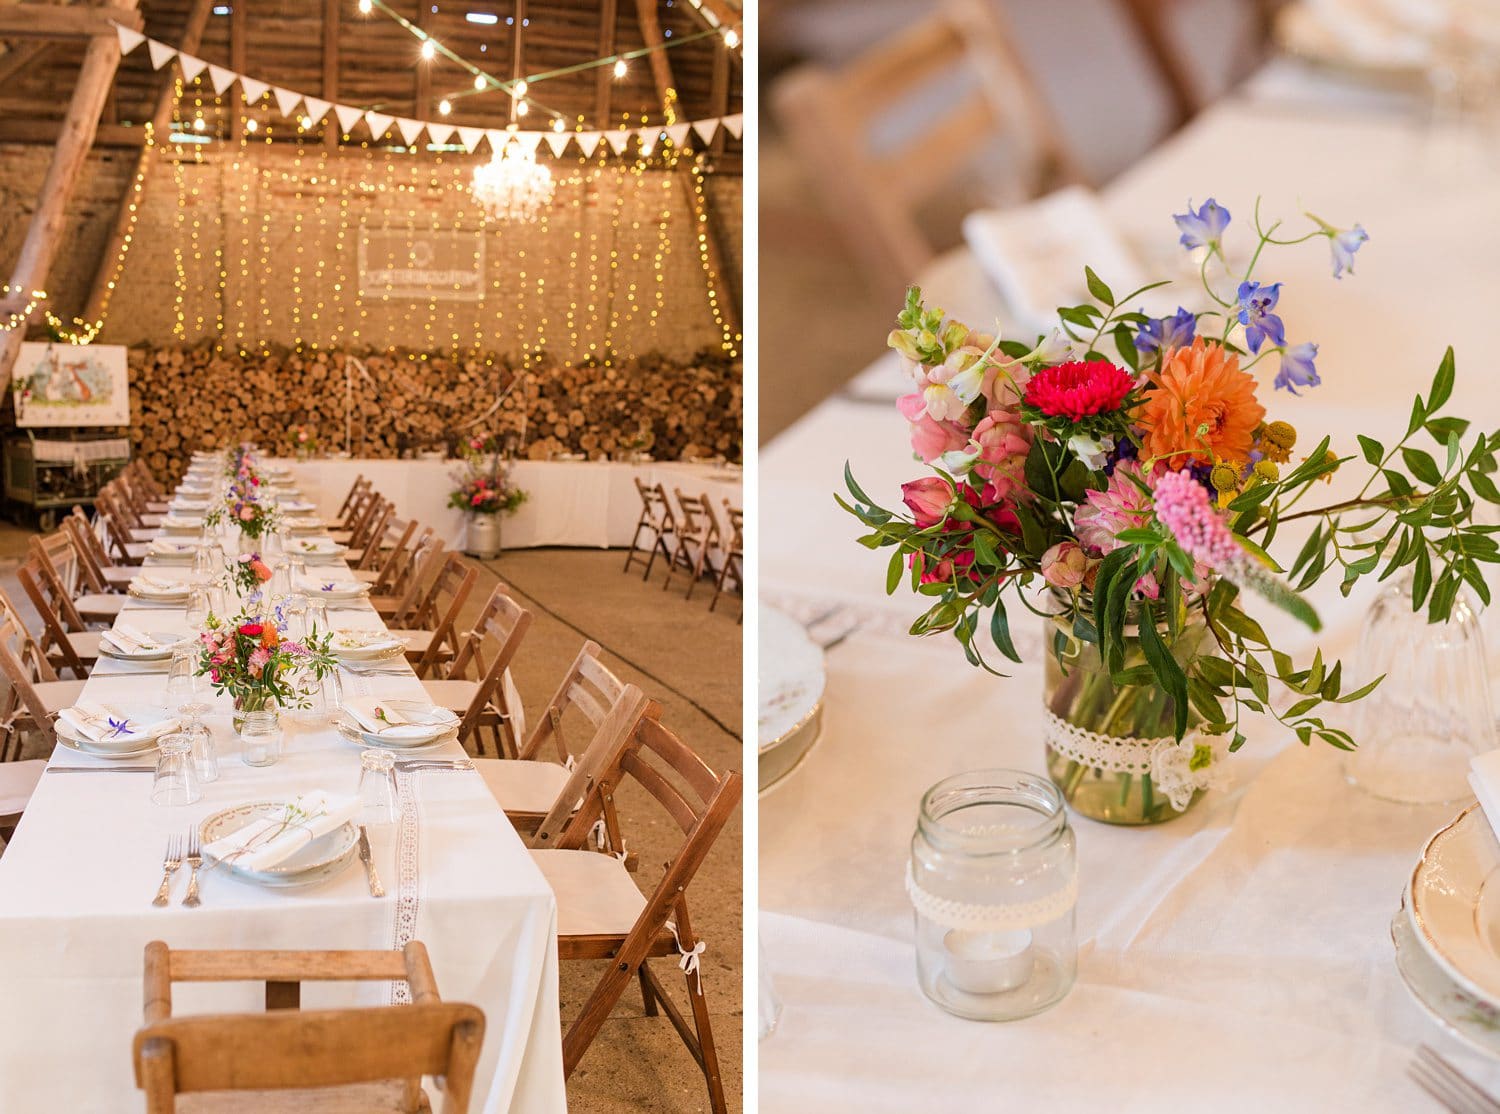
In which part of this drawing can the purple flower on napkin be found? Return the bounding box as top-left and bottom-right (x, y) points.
(105, 716), (132, 738)
(321, 583), (335, 592)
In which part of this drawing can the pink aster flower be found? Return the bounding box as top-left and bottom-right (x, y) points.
(1152, 469), (1244, 569)
(1075, 462), (1153, 556)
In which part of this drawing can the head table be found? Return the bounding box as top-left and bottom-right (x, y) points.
(760, 71), (1500, 1110)
(281, 457), (742, 551)
(0, 463), (566, 1111)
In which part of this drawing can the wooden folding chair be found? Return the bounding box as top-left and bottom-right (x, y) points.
(14, 563), (98, 679)
(420, 584), (531, 757)
(531, 718), (741, 1113)
(116, 470), (168, 524)
(126, 459), (168, 502)
(373, 536), (447, 625)
(710, 502), (743, 616)
(93, 490), (151, 564)
(351, 517), (420, 589)
(64, 507), (135, 591)
(623, 478), (676, 581)
(662, 490), (721, 597)
(389, 552), (479, 678)
(0, 600), (86, 760)
(134, 941), (485, 1114)
(330, 486), (380, 547)
(471, 643), (632, 833)
(28, 534), (123, 625)
(771, 0), (1083, 288)
(345, 499), (394, 570)
(335, 473), (371, 525)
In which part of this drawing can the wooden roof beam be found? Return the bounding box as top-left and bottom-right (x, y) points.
(593, 0), (618, 128)
(0, 5), (143, 37)
(0, 41), (53, 85)
(322, 0), (339, 148)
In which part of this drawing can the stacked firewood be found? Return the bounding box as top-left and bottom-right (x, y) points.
(125, 344), (743, 483)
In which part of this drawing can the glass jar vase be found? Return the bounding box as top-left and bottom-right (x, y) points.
(1043, 617), (1211, 825)
(908, 770), (1077, 1021)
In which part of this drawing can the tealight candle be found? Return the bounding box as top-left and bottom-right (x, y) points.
(943, 928), (1034, 995)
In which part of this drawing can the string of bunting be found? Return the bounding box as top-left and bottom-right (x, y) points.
(114, 23), (743, 159)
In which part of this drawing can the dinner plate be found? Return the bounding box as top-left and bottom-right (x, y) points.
(330, 630), (405, 661)
(757, 605), (825, 792)
(287, 519), (326, 534)
(304, 581), (371, 601)
(128, 584), (191, 603)
(54, 723), (161, 760)
(98, 631), (187, 662)
(1409, 805), (1500, 1005)
(199, 801), (359, 889)
(1393, 897), (1500, 1059)
(334, 713), (457, 754)
(293, 539), (346, 558)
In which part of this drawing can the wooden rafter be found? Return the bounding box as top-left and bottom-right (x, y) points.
(0, 42), (53, 87)
(594, 0), (618, 128)
(79, 0), (215, 329)
(228, 0), (246, 141)
(322, 0), (340, 148)
(0, 5), (142, 38)
(0, 0), (142, 380)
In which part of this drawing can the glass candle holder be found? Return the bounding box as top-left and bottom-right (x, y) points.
(238, 710), (282, 768)
(909, 769), (1077, 1021)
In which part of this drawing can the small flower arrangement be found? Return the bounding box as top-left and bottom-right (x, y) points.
(226, 552), (273, 596)
(449, 434), (527, 516)
(203, 479), (280, 539)
(291, 426), (318, 454)
(841, 197), (1499, 811)
(195, 609), (336, 713)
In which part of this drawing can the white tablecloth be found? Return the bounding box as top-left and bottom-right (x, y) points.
(0, 478), (567, 1111)
(281, 458), (742, 551)
(759, 84), (1500, 1108)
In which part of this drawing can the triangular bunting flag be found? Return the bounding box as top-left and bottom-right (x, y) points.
(722, 113), (743, 138)
(666, 123), (692, 149)
(605, 129), (632, 155)
(575, 131), (602, 158)
(208, 65), (236, 95)
(396, 117), (425, 146)
(364, 111), (393, 139)
(485, 129), (509, 152)
(333, 103), (364, 134)
(425, 122), (454, 146)
(177, 53), (207, 82)
(303, 97), (331, 125)
(543, 130), (571, 157)
(115, 24), (145, 55)
(147, 39), (176, 71)
(240, 76), (268, 104)
(457, 126), (484, 153)
(692, 118), (719, 144)
(511, 130), (542, 154)
(273, 87), (302, 118)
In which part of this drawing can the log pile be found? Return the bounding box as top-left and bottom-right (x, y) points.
(125, 344), (743, 484)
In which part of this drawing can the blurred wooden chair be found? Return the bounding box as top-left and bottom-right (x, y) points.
(624, 478), (676, 581)
(663, 490), (721, 597)
(421, 584), (531, 757)
(771, 0), (1083, 286)
(133, 940), (485, 1114)
(65, 507), (136, 590)
(93, 490), (151, 564)
(0, 595), (86, 759)
(350, 518), (419, 588)
(392, 552), (478, 677)
(531, 716), (741, 1113)
(343, 498), (393, 569)
(372, 536), (447, 625)
(14, 562), (99, 679)
(28, 533), (123, 625)
(710, 503), (743, 616)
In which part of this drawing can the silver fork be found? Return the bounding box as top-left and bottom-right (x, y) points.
(152, 835), (182, 907)
(181, 828), (202, 908)
(1411, 1045), (1500, 1114)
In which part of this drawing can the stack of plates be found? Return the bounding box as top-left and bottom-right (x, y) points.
(98, 629), (187, 663)
(336, 698), (459, 753)
(1395, 806), (1500, 1056)
(199, 801), (359, 889)
(330, 629), (405, 663)
(128, 576), (191, 603)
(300, 578), (370, 602)
(55, 703), (181, 760)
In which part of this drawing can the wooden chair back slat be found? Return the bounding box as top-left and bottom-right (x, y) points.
(388, 536), (447, 628)
(26, 538), (89, 633)
(518, 641), (626, 764)
(16, 562), (88, 678)
(414, 555), (479, 678)
(530, 687), (657, 847)
(446, 585), (532, 740)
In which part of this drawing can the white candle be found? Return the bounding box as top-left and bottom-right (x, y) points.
(943, 928), (1034, 995)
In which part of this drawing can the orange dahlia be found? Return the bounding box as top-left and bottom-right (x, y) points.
(1134, 338), (1264, 468)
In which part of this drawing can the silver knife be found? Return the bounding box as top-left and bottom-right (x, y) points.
(357, 825), (384, 897)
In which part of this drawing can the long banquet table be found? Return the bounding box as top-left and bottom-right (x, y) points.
(759, 78), (1500, 1108)
(282, 457), (743, 551)
(0, 464), (567, 1111)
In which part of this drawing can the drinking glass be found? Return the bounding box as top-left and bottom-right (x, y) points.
(192, 540), (217, 584)
(151, 734), (202, 807)
(239, 710), (282, 768)
(180, 702), (217, 783)
(185, 586), (212, 630)
(288, 667), (341, 726)
(356, 749), (398, 826)
(165, 648), (199, 707)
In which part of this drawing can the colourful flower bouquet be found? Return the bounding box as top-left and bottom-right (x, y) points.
(227, 552), (273, 597)
(204, 478), (280, 539)
(448, 434), (527, 516)
(841, 199), (1500, 823)
(195, 609), (336, 715)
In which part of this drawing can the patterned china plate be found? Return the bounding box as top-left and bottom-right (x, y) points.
(127, 585), (190, 603)
(1409, 805), (1500, 1004)
(1393, 896), (1500, 1059)
(54, 724), (159, 760)
(199, 801), (359, 889)
(97, 632), (188, 662)
(757, 605), (825, 792)
(333, 714), (457, 754)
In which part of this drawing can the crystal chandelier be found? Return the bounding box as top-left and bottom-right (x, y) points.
(470, 142), (556, 222)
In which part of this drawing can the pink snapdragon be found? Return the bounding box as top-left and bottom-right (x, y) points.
(1152, 469), (1244, 568)
(896, 394), (970, 464)
(967, 410), (1031, 506)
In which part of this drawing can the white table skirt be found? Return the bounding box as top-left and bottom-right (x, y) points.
(279, 458), (742, 551)
(759, 83), (1500, 1108)
(0, 488), (567, 1110)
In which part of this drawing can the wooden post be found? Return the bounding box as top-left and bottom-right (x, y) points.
(322, 0), (340, 149)
(414, 2), (431, 121)
(79, 0), (214, 330)
(510, 0), (526, 125)
(0, 0), (141, 381)
(594, 0), (618, 129)
(228, 0), (247, 141)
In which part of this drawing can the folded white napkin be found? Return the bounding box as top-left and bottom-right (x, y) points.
(344, 696), (456, 741)
(148, 539), (198, 556)
(58, 702), (178, 746)
(279, 499), (315, 512)
(203, 791), (359, 873)
(299, 576), (368, 597)
(131, 574), (188, 597)
(332, 630), (402, 653)
(101, 623), (175, 655)
(1470, 750), (1500, 839)
(295, 539), (341, 555)
(162, 514), (204, 528)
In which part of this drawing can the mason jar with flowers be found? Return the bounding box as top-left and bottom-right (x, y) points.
(842, 199), (1499, 824)
(449, 434), (528, 559)
(195, 611), (336, 736)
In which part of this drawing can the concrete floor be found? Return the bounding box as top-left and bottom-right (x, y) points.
(0, 528), (743, 1113)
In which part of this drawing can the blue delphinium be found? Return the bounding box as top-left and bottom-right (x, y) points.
(1236, 281), (1286, 353)
(1275, 342), (1320, 395)
(1134, 306), (1197, 355)
(1329, 225), (1368, 279)
(1173, 199), (1230, 251)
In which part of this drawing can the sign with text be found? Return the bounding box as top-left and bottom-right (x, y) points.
(357, 227), (485, 301)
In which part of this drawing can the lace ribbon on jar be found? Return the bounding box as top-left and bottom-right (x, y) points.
(1042, 707), (1228, 812)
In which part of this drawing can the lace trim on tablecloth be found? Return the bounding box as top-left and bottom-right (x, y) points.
(389, 769), (421, 1005)
(905, 862), (1077, 932)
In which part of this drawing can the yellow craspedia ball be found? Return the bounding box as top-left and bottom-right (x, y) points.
(1263, 421), (1297, 450)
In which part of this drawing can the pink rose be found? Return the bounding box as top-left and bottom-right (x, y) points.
(968, 410), (1031, 506)
(1040, 542), (1089, 589)
(239, 506), (254, 521)
(896, 393), (970, 464)
(900, 478), (952, 528)
(913, 548), (976, 586)
(470, 492), (484, 507)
